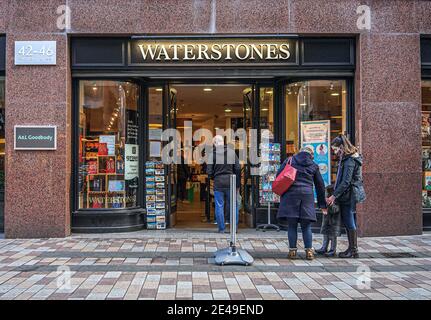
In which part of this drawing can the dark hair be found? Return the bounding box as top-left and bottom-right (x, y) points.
(331, 134), (358, 155)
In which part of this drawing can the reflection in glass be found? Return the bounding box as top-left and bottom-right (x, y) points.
(78, 80), (139, 209)
(148, 87), (163, 160)
(260, 87), (274, 133)
(285, 80), (347, 185)
(0, 78), (4, 229)
(422, 81), (431, 208)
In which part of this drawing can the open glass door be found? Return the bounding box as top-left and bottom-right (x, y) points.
(241, 85), (256, 226)
(166, 85), (178, 227)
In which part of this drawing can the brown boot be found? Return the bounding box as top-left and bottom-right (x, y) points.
(305, 248), (315, 261)
(288, 248), (298, 260)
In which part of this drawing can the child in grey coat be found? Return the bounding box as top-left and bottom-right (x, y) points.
(315, 184), (342, 257)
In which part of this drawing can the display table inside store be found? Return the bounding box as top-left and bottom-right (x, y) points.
(71, 208), (146, 233)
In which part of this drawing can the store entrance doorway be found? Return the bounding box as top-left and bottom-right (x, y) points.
(168, 84), (253, 229)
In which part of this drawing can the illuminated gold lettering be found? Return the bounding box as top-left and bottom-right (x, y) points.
(156, 45), (171, 60)
(197, 44), (211, 60)
(138, 44), (159, 60)
(279, 43), (290, 59)
(211, 44), (222, 60)
(183, 44), (196, 60)
(249, 44), (264, 60)
(169, 44), (182, 60)
(222, 44), (235, 60)
(137, 41), (293, 62)
(235, 44), (250, 60)
(266, 44), (278, 60)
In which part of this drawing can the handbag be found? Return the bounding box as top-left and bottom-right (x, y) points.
(272, 157), (297, 196)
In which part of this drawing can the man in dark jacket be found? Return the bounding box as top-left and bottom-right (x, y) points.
(207, 135), (241, 233)
(177, 153), (191, 202)
(276, 146), (327, 260)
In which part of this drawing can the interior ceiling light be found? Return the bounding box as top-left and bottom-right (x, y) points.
(331, 92), (340, 96)
(261, 108), (269, 111)
(203, 88), (213, 92)
(225, 108), (232, 113)
(155, 88), (163, 92)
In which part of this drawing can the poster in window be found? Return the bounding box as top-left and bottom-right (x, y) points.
(300, 120), (331, 186)
(149, 128), (163, 141)
(150, 141), (162, 158)
(125, 144), (139, 180)
(425, 172), (431, 191)
(99, 135), (116, 156)
(126, 110), (139, 144)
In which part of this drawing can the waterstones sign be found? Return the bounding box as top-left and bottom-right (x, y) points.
(129, 38), (298, 66)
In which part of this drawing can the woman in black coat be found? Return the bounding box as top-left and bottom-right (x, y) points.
(276, 146), (327, 260)
(326, 135), (366, 259)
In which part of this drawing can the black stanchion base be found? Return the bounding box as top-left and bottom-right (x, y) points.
(256, 224), (280, 232)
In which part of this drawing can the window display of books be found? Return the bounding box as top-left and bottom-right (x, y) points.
(146, 161), (166, 229)
(259, 143), (281, 204)
(80, 136), (126, 209)
(422, 109), (431, 208)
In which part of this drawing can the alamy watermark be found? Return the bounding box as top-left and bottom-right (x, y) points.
(56, 4), (71, 31)
(355, 264), (372, 290)
(56, 266), (72, 291)
(357, 5), (371, 31)
(158, 121), (272, 176)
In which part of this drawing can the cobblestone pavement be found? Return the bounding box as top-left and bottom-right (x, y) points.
(0, 229), (431, 300)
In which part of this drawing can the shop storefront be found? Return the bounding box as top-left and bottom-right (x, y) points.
(1, 1), (428, 238)
(421, 37), (431, 231)
(70, 36), (355, 233)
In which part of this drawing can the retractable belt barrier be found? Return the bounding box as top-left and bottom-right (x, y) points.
(214, 175), (254, 266)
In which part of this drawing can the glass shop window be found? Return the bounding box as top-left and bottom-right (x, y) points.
(421, 80), (431, 208)
(148, 87), (163, 160)
(260, 87), (274, 132)
(0, 77), (4, 230)
(285, 80), (348, 186)
(78, 80), (140, 209)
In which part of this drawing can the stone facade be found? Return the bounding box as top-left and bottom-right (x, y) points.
(0, 0), (428, 237)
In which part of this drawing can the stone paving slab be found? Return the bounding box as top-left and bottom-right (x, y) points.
(0, 230), (430, 300)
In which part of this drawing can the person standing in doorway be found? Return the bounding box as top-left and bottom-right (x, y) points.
(207, 135), (240, 234)
(326, 135), (366, 259)
(177, 150), (191, 202)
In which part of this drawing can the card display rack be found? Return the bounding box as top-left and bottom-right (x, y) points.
(146, 161), (166, 230)
(259, 143), (281, 205)
(257, 143), (281, 231)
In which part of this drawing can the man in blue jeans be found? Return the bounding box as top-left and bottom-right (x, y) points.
(207, 135), (240, 233)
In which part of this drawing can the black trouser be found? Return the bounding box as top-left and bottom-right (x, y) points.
(177, 178), (187, 201)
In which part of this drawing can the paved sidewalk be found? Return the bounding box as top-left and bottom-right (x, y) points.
(0, 229), (431, 300)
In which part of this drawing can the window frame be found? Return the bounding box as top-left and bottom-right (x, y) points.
(71, 78), (145, 214)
